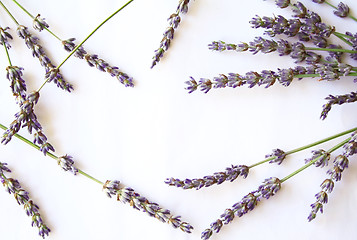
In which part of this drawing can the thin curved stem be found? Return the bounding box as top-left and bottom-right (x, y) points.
(281, 137), (350, 183)
(0, 123), (104, 185)
(0, 1), (19, 25)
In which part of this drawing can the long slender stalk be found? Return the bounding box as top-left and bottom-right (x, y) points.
(0, 1), (19, 25)
(0, 123), (104, 185)
(305, 47), (357, 54)
(281, 137), (350, 183)
(37, 0), (134, 92)
(248, 126), (357, 168)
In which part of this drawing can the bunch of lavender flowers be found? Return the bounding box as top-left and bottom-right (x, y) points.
(196, 130), (353, 239)
(0, 161), (50, 238)
(187, 0), (357, 119)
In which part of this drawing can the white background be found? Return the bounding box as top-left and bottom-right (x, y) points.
(0, 0), (357, 239)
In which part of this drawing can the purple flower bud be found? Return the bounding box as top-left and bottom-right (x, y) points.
(33, 14), (49, 32)
(292, 2), (307, 18)
(334, 2), (349, 18)
(315, 191), (328, 204)
(266, 148), (286, 165)
(275, 0), (290, 8)
(334, 155), (349, 171)
(320, 179), (334, 193)
(185, 77), (198, 93)
(0, 26), (13, 49)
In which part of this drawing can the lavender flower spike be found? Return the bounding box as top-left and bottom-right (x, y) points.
(16, 25), (73, 92)
(0, 162), (50, 238)
(151, 0), (191, 68)
(201, 177), (281, 239)
(165, 165), (249, 190)
(320, 91), (357, 120)
(103, 180), (193, 233)
(61, 38), (133, 87)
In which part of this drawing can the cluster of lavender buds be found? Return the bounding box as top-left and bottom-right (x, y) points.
(165, 165), (249, 190)
(0, 161), (50, 238)
(265, 148), (287, 165)
(61, 38), (133, 87)
(201, 177), (281, 240)
(151, 0), (191, 68)
(320, 91), (357, 119)
(16, 25), (73, 92)
(33, 14), (49, 32)
(0, 26), (13, 49)
(308, 131), (357, 221)
(1, 66), (54, 155)
(57, 155), (78, 175)
(103, 180), (193, 233)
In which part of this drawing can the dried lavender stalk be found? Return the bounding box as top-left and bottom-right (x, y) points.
(320, 91), (357, 120)
(61, 38), (133, 87)
(103, 180), (193, 233)
(151, 0), (191, 68)
(16, 25), (73, 92)
(201, 177), (281, 240)
(165, 165), (249, 190)
(0, 161), (51, 238)
(186, 63), (356, 94)
(308, 131), (357, 221)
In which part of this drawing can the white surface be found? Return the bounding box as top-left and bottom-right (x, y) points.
(0, 0), (357, 239)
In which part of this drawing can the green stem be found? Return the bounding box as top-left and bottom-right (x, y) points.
(37, 0), (134, 92)
(0, 123), (104, 185)
(0, 1), (19, 25)
(2, 39), (12, 66)
(293, 72), (357, 79)
(11, 0), (62, 41)
(248, 126), (357, 168)
(333, 32), (353, 47)
(305, 47), (357, 54)
(280, 137), (350, 183)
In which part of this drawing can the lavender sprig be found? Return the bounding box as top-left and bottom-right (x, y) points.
(165, 165), (249, 190)
(61, 38), (133, 87)
(186, 64), (357, 94)
(103, 180), (193, 233)
(0, 162), (51, 238)
(151, 0), (191, 68)
(308, 131), (357, 221)
(201, 177), (281, 240)
(320, 91), (357, 120)
(15, 24), (73, 92)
